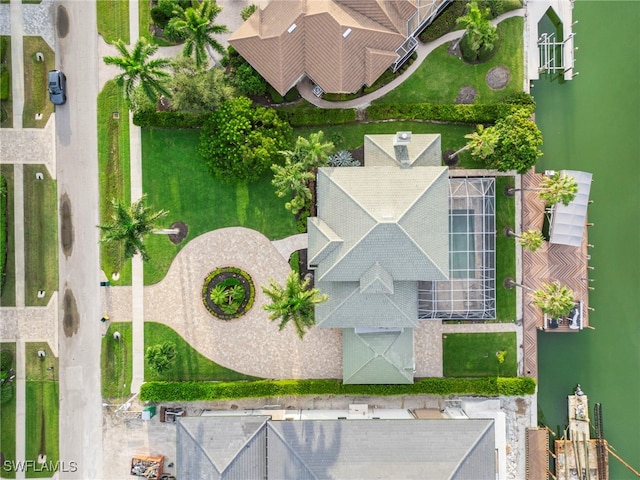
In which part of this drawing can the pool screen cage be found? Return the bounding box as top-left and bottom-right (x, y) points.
(418, 178), (496, 320)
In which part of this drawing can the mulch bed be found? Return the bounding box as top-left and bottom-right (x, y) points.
(168, 221), (188, 245)
(486, 66), (510, 90)
(202, 268), (254, 320)
(456, 86), (477, 104)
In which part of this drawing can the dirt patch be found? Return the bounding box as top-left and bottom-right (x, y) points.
(515, 397), (527, 415)
(456, 86), (477, 104)
(168, 222), (188, 245)
(350, 146), (365, 166)
(60, 193), (73, 257)
(486, 66), (510, 90)
(62, 288), (79, 337)
(56, 5), (69, 38)
(443, 150), (460, 167)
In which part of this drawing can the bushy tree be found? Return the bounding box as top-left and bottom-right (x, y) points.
(146, 341), (177, 374)
(485, 110), (543, 173)
(233, 63), (268, 96)
(170, 57), (236, 112)
(199, 96), (292, 182)
(457, 1), (498, 62)
(262, 271), (329, 339)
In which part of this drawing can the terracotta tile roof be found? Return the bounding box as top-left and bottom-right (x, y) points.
(228, 0), (420, 94)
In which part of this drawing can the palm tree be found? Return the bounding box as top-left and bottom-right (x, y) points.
(504, 279), (575, 319)
(272, 153), (314, 216)
(448, 124), (499, 161)
(505, 227), (545, 252)
(103, 38), (172, 104)
(145, 341), (177, 374)
(98, 195), (168, 262)
(262, 271), (329, 339)
(456, 1), (498, 61)
(531, 281), (576, 319)
(295, 131), (335, 169)
(507, 172), (578, 206)
(168, 0), (229, 69)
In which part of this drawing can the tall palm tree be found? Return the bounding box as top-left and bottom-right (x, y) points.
(168, 0), (229, 69)
(448, 124), (499, 160)
(98, 195), (168, 262)
(505, 227), (545, 252)
(103, 38), (172, 104)
(262, 271), (329, 339)
(531, 281), (576, 319)
(508, 172), (578, 206)
(456, 1), (498, 60)
(295, 131), (335, 169)
(272, 152), (314, 216)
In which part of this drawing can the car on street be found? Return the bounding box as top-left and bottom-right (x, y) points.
(48, 70), (67, 105)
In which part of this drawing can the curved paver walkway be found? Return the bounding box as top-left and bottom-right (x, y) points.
(143, 227), (342, 379)
(298, 9), (525, 109)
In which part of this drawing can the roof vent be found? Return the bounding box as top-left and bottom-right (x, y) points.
(393, 132), (412, 167)
(287, 23), (297, 33)
(343, 28), (352, 38)
(394, 131), (412, 145)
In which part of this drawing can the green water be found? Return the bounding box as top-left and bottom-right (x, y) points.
(532, 2), (640, 477)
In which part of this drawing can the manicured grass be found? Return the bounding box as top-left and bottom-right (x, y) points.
(141, 128), (297, 285)
(294, 121), (475, 156)
(495, 176), (517, 321)
(139, 0), (151, 42)
(23, 165), (58, 306)
(25, 381), (59, 478)
(289, 251), (300, 274)
(0, 164), (15, 306)
(0, 342), (16, 479)
(144, 322), (259, 382)
(97, 0), (130, 44)
(97, 80), (131, 286)
(373, 17), (524, 105)
(101, 322), (133, 400)
(443, 332), (517, 377)
(1, 36), (13, 128)
(25, 343), (58, 382)
(22, 36), (54, 128)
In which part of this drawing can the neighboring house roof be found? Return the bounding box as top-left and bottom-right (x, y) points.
(228, 1), (419, 95)
(178, 416), (496, 480)
(311, 164), (450, 283)
(342, 327), (414, 384)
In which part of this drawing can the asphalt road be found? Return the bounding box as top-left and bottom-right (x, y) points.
(54, 1), (104, 478)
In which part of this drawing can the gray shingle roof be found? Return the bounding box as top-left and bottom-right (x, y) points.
(365, 133), (443, 167)
(343, 328), (414, 384)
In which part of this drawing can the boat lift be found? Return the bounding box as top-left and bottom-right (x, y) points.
(538, 31), (577, 78)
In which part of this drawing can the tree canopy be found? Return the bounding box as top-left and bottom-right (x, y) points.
(456, 1), (498, 62)
(169, 57), (236, 112)
(199, 97), (292, 182)
(485, 110), (543, 173)
(531, 281), (575, 319)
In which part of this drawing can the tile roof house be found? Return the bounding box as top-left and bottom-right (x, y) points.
(228, 0), (452, 95)
(177, 415), (497, 479)
(308, 133), (450, 384)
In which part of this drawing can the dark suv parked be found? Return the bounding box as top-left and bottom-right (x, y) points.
(48, 70), (66, 105)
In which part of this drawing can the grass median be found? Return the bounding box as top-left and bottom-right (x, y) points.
(0, 165), (15, 306)
(22, 36), (54, 129)
(97, 0), (130, 44)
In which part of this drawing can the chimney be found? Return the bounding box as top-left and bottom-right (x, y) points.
(393, 131), (412, 167)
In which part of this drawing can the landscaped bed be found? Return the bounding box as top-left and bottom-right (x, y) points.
(141, 128), (297, 285)
(443, 332), (517, 377)
(202, 267), (255, 320)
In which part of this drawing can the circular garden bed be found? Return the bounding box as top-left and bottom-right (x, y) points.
(202, 267), (255, 320)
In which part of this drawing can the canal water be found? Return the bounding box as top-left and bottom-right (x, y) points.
(532, 1), (640, 477)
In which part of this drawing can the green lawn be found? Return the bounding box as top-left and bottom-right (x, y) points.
(0, 164), (15, 306)
(495, 176), (517, 321)
(0, 343), (16, 479)
(97, 80), (131, 286)
(0, 36), (12, 128)
(22, 37), (54, 128)
(101, 322), (133, 400)
(144, 322), (259, 382)
(97, 0), (130, 44)
(23, 165), (57, 307)
(294, 121), (475, 157)
(373, 17), (524, 105)
(141, 128), (297, 285)
(25, 381), (59, 478)
(443, 332), (517, 377)
(25, 343), (58, 382)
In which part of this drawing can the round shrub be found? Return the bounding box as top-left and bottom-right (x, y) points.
(202, 267), (255, 320)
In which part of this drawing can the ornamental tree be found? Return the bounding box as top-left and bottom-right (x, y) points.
(485, 110), (543, 173)
(199, 96), (292, 182)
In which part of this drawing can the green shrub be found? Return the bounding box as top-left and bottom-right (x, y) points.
(277, 107), (357, 127)
(140, 376), (537, 402)
(478, 0), (522, 18)
(132, 111), (209, 128)
(0, 69), (9, 101)
(418, 0), (468, 43)
(502, 91), (535, 108)
(366, 102), (521, 124)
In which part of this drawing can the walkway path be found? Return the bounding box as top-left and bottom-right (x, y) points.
(297, 9), (525, 109)
(271, 233), (307, 262)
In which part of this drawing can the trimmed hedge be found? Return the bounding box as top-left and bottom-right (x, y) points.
(132, 111), (209, 128)
(367, 103), (527, 125)
(140, 376), (536, 402)
(276, 107), (357, 127)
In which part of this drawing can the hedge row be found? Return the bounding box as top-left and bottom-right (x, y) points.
(276, 107), (357, 127)
(132, 111), (209, 128)
(140, 376), (536, 402)
(367, 103), (529, 125)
